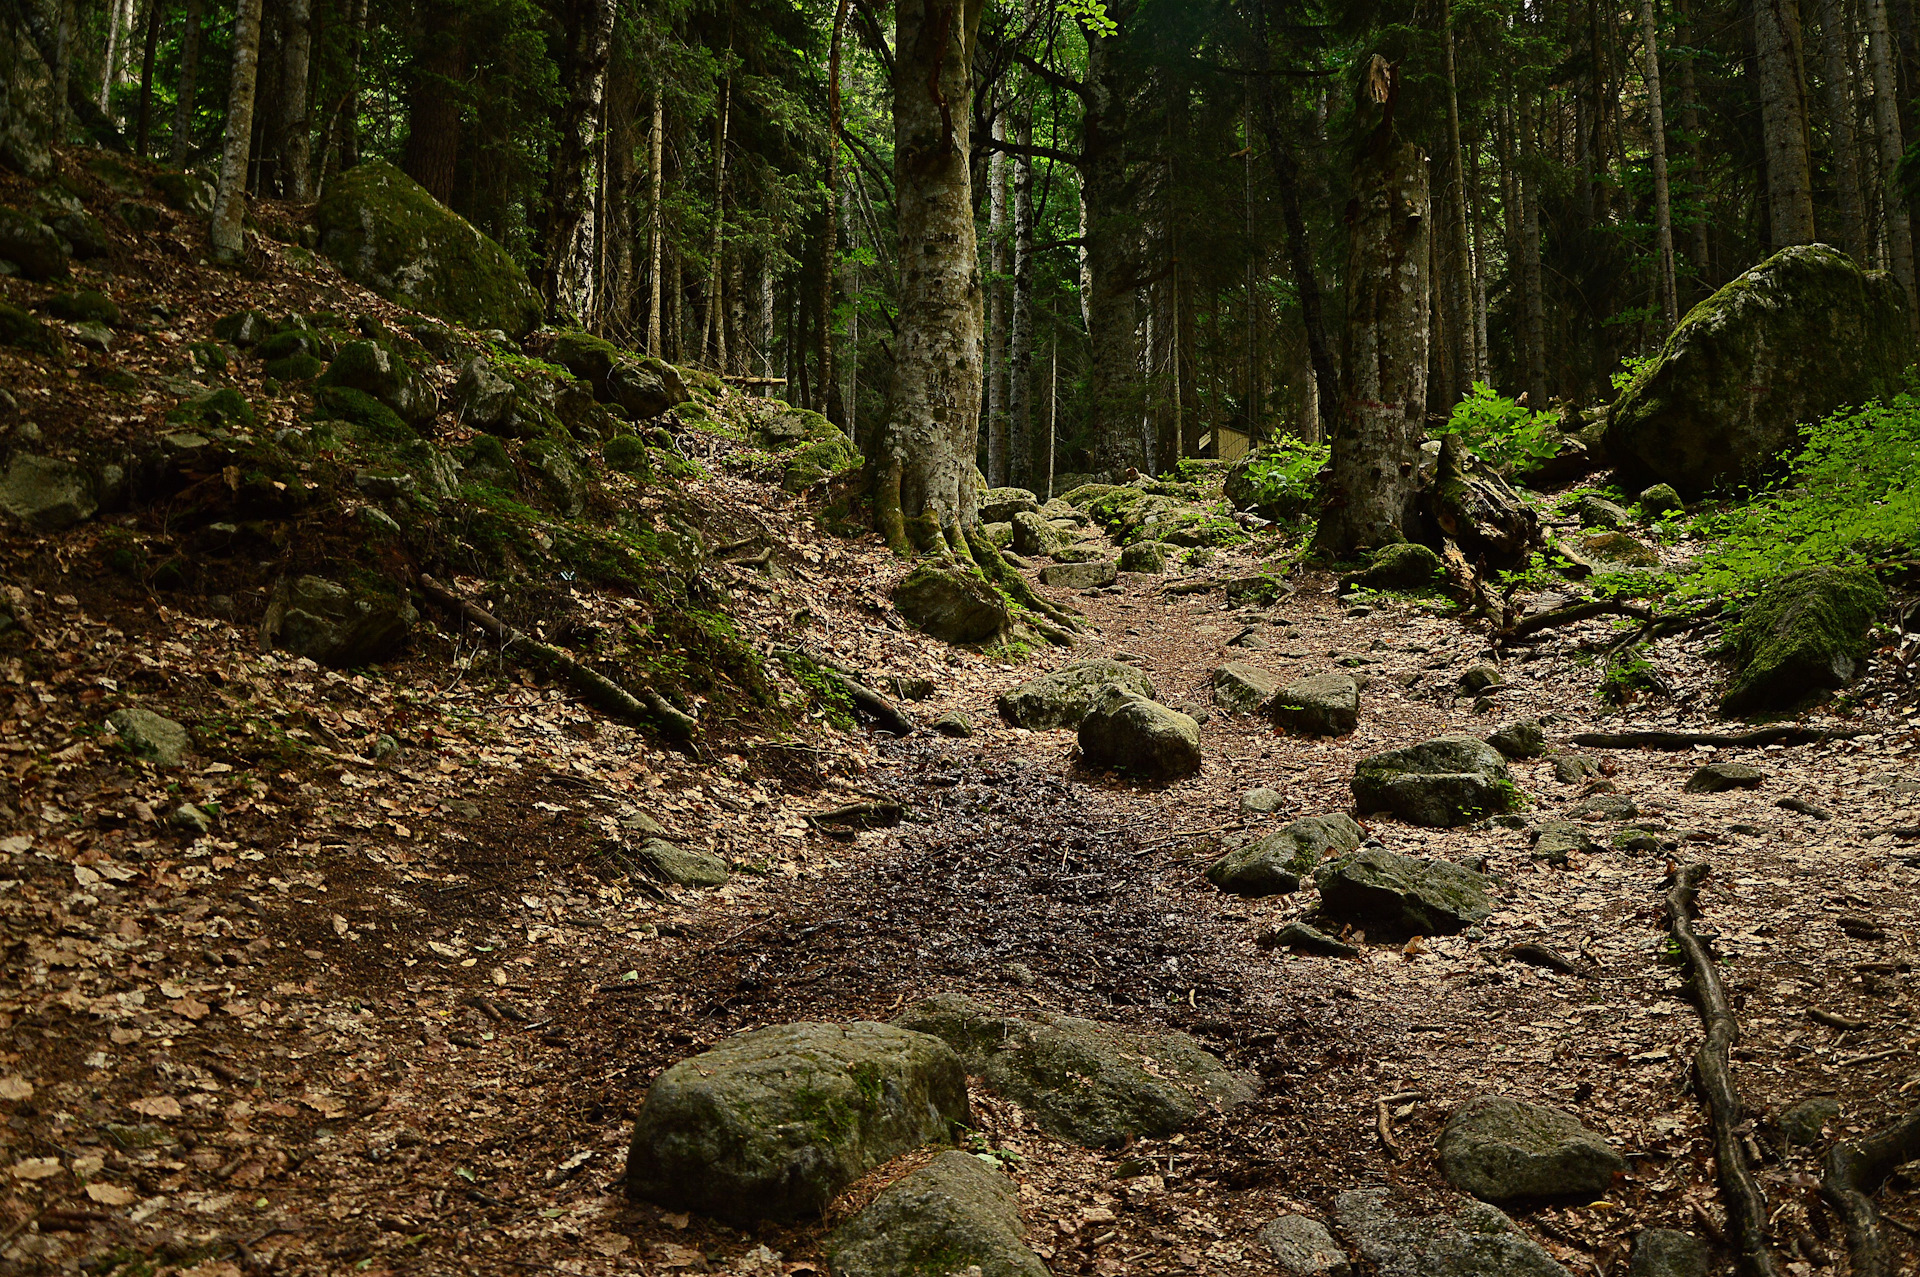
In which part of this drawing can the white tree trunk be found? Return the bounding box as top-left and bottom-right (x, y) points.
(986, 113), (1008, 486)
(647, 91), (664, 356)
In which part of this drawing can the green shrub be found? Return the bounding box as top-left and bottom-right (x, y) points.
(1226, 438), (1327, 521)
(1437, 381), (1560, 471)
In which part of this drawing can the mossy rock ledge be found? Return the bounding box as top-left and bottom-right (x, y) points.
(1606, 244), (1910, 497)
(1720, 565), (1886, 715)
(315, 161), (544, 338)
(623, 1021), (970, 1223)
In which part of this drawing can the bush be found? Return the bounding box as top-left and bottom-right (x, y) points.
(1437, 381), (1559, 471)
(1682, 391), (1920, 603)
(1224, 437), (1327, 521)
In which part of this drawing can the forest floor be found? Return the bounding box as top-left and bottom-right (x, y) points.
(5, 152), (1920, 1277)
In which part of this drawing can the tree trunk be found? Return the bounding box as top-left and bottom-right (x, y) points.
(278, 0), (311, 198)
(647, 90), (665, 355)
(540, 0), (616, 319)
(52, 0), (71, 145)
(1818, 0), (1868, 261)
(986, 112), (1008, 485)
(1441, 0), (1479, 386)
(210, 0), (263, 264)
(1314, 58), (1431, 558)
(1518, 88), (1549, 409)
(1644, 0), (1681, 330)
(1867, 0), (1920, 330)
(1755, 0), (1818, 246)
(872, 0), (987, 553)
(1467, 122), (1490, 382)
(336, 0), (365, 171)
(703, 71), (731, 367)
(98, 0), (128, 113)
(1082, 21), (1144, 478)
(760, 254), (776, 378)
(1008, 104), (1035, 491)
(403, 7), (464, 205)
(1676, 0), (1711, 284)
(135, 0), (162, 155)
(728, 249), (747, 376)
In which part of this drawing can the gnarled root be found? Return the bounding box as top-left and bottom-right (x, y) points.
(963, 526), (1082, 644)
(1821, 1110), (1920, 1277)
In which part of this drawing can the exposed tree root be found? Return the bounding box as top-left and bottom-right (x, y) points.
(1502, 598), (1652, 641)
(1821, 1109), (1920, 1277)
(772, 646), (916, 736)
(1573, 727), (1870, 749)
(964, 526), (1083, 643)
(1666, 862), (1779, 1277)
(416, 574), (696, 744)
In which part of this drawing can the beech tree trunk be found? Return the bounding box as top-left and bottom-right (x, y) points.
(1644, 0), (1681, 330)
(1819, 0), (1868, 261)
(541, 0), (617, 319)
(1008, 106), (1035, 491)
(1314, 58), (1431, 558)
(1867, 0), (1920, 330)
(986, 113), (1008, 485)
(98, 0), (128, 113)
(873, 0), (987, 554)
(1755, 0), (1818, 246)
(210, 0), (263, 264)
(277, 0), (311, 199)
(1677, 0), (1712, 282)
(1082, 19), (1145, 478)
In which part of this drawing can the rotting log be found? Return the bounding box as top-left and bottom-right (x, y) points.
(1666, 863), (1780, 1277)
(1823, 1109), (1920, 1277)
(1503, 598), (1652, 641)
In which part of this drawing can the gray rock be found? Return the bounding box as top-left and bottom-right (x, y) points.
(0, 454), (97, 529)
(1778, 1096), (1839, 1146)
(1637, 484), (1685, 517)
(269, 575), (416, 668)
(1212, 661), (1280, 715)
(1352, 736), (1520, 827)
(1010, 509), (1064, 557)
(1119, 540), (1179, 573)
(997, 659), (1154, 729)
(606, 360), (681, 420)
(1577, 531), (1661, 570)
(1776, 796), (1833, 820)
(1240, 787), (1285, 815)
(1270, 673), (1360, 737)
(634, 838), (729, 887)
(1207, 815), (1364, 897)
(1228, 626), (1271, 649)
(1039, 559), (1118, 590)
(1573, 793), (1640, 821)
(892, 565), (1010, 645)
(980, 488), (1040, 523)
(1573, 494), (1630, 528)
(1078, 688), (1201, 781)
(1553, 755), (1601, 784)
(624, 1021), (969, 1222)
(828, 1150), (1048, 1277)
(319, 340), (439, 425)
(108, 707), (190, 767)
(1487, 719), (1547, 760)
(1439, 1095), (1626, 1202)
(1335, 1189), (1572, 1277)
(933, 712), (973, 738)
(1261, 1215), (1351, 1277)
(1529, 822), (1601, 866)
(981, 521), (1014, 549)
(1685, 762), (1764, 793)
(1627, 1230), (1708, 1277)
(0, 207), (68, 280)
(1316, 848), (1494, 935)
(451, 356), (518, 434)
(1721, 565), (1884, 715)
(895, 993), (1255, 1149)
(171, 803), (211, 836)
(1613, 828), (1663, 853)
(1257, 921), (1360, 958)
(1459, 662), (1505, 694)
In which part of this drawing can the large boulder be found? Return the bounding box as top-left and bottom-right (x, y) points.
(895, 994), (1255, 1149)
(892, 565), (1009, 644)
(0, 454), (97, 529)
(266, 576), (415, 668)
(315, 160), (544, 337)
(0, 207), (68, 280)
(1078, 687), (1201, 780)
(998, 659), (1154, 729)
(548, 331), (691, 419)
(1439, 1095), (1626, 1202)
(1720, 565), (1885, 715)
(1352, 736), (1519, 826)
(828, 1150), (1049, 1277)
(1010, 509), (1064, 557)
(1607, 245), (1909, 496)
(451, 356), (519, 434)
(1316, 848), (1494, 935)
(1206, 814), (1364, 897)
(1211, 661), (1280, 716)
(318, 341), (439, 425)
(1261, 1216), (1351, 1277)
(980, 487), (1040, 523)
(1335, 1189), (1573, 1277)
(1270, 673), (1360, 737)
(1039, 559), (1118, 589)
(624, 1021), (969, 1223)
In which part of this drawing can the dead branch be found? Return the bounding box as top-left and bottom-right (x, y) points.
(1573, 727), (1870, 750)
(771, 645), (916, 735)
(1666, 862), (1780, 1277)
(1503, 598), (1652, 641)
(1375, 1091), (1419, 1161)
(1821, 1109), (1920, 1277)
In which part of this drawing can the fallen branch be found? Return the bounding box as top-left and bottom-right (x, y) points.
(1810, 1008), (1873, 1031)
(1666, 863), (1779, 1277)
(1375, 1091), (1420, 1161)
(772, 646), (916, 735)
(416, 574), (695, 743)
(1821, 1108), (1920, 1277)
(1573, 727), (1869, 750)
(1504, 598), (1652, 641)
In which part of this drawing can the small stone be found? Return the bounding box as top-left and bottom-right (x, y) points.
(1228, 626), (1271, 649)
(1529, 821), (1601, 866)
(1169, 698), (1211, 724)
(828, 1150), (1048, 1277)
(1257, 921), (1360, 959)
(1240, 788), (1285, 815)
(1577, 531), (1662, 570)
(1010, 509), (1065, 557)
(1458, 662), (1505, 694)
(1573, 494), (1631, 528)
(932, 711), (973, 738)
(1212, 661), (1280, 716)
(1776, 796), (1833, 820)
(1778, 1096), (1839, 1146)
(1260, 1215), (1351, 1277)
(634, 838), (729, 887)
(1487, 719), (1547, 760)
(1316, 848), (1494, 935)
(1637, 484), (1685, 517)
(1685, 762), (1764, 793)
(1627, 1229), (1708, 1277)
(1613, 828), (1662, 853)
(1269, 673), (1360, 737)
(1039, 559), (1118, 590)
(0, 453), (98, 530)
(108, 707), (190, 767)
(1208, 815), (1364, 897)
(1553, 755), (1601, 784)
(1573, 793), (1640, 821)
(999, 962), (1035, 986)
(1119, 540), (1179, 573)
(171, 803), (211, 836)
(1439, 1095), (1626, 1202)
(979, 487), (1040, 523)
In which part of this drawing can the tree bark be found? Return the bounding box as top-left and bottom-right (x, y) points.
(1313, 57), (1431, 558)
(1644, 0), (1681, 330)
(872, 0), (988, 553)
(647, 90), (665, 356)
(825, 0), (853, 424)
(1441, 0), (1479, 387)
(703, 69), (731, 367)
(210, 0), (263, 264)
(1819, 0), (1869, 261)
(273, 0), (311, 198)
(52, 0), (70, 145)
(1676, 0), (1712, 283)
(98, 0), (128, 113)
(1755, 0), (1818, 246)
(540, 0), (617, 320)
(402, 5), (465, 205)
(1866, 0), (1920, 331)
(1008, 103), (1035, 491)
(1081, 19), (1144, 478)
(135, 0), (162, 155)
(986, 112), (1008, 485)
(1518, 87), (1549, 409)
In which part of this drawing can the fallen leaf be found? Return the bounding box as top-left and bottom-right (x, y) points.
(130, 1095), (183, 1118)
(8, 1156), (63, 1180)
(0, 1076), (32, 1100)
(86, 1183), (136, 1205)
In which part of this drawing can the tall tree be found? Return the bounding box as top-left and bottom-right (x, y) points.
(1866, 0), (1920, 329)
(277, 0), (312, 199)
(1817, 0), (1868, 261)
(647, 90), (666, 357)
(134, 0), (163, 155)
(1643, 0), (1681, 330)
(1754, 0), (1817, 246)
(1008, 100), (1035, 489)
(542, 0), (619, 318)
(873, 0), (988, 552)
(211, 0), (264, 264)
(402, 2), (467, 204)
(1313, 56), (1430, 557)
(986, 113), (1008, 485)
(1441, 0), (1479, 387)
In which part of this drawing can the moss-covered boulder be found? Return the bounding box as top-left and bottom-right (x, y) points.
(46, 290), (119, 325)
(0, 301), (56, 354)
(998, 659), (1154, 729)
(0, 207), (68, 280)
(1211, 661), (1280, 716)
(1078, 687), (1201, 780)
(1207, 814), (1364, 897)
(782, 437), (858, 493)
(1352, 735), (1519, 826)
(892, 564), (1009, 644)
(1439, 1096), (1626, 1202)
(0, 454), (96, 530)
(1316, 848), (1495, 935)
(153, 170), (215, 214)
(1607, 245), (1910, 496)
(1352, 542), (1443, 590)
(264, 576), (415, 667)
(315, 161), (543, 337)
(1576, 531), (1660, 570)
(1720, 565), (1885, 715)
(624, 1021), (970, 1223)
(318, 341), (439, 425)
(1271, 673), (1360, 737)
(828, 1150), (1049, 1277)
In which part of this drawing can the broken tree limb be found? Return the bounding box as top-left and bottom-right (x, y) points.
(1666, 863), (1780, 1277)
(770, 646), (916, 735)
(1821, 1109), (1920, 1277)
(1503, 598), (1652, 641)
(1573, 727), (1870, 750)
(416, 574), (694, 742)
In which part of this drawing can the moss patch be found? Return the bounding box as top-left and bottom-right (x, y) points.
(1721, 565), (1886, 714)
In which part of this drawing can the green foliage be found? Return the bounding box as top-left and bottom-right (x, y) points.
(1610, 354), (1658, 395)
(1437, 382), (1560, 471)
(1234, 438), (1327, 519)
(1681, 393), (1920, 603)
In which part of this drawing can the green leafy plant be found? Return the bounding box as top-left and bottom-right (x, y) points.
(1436, 381), (1560, 471)
(1236, 437), (1328, 519)
(1611, 353), (1659, 394)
